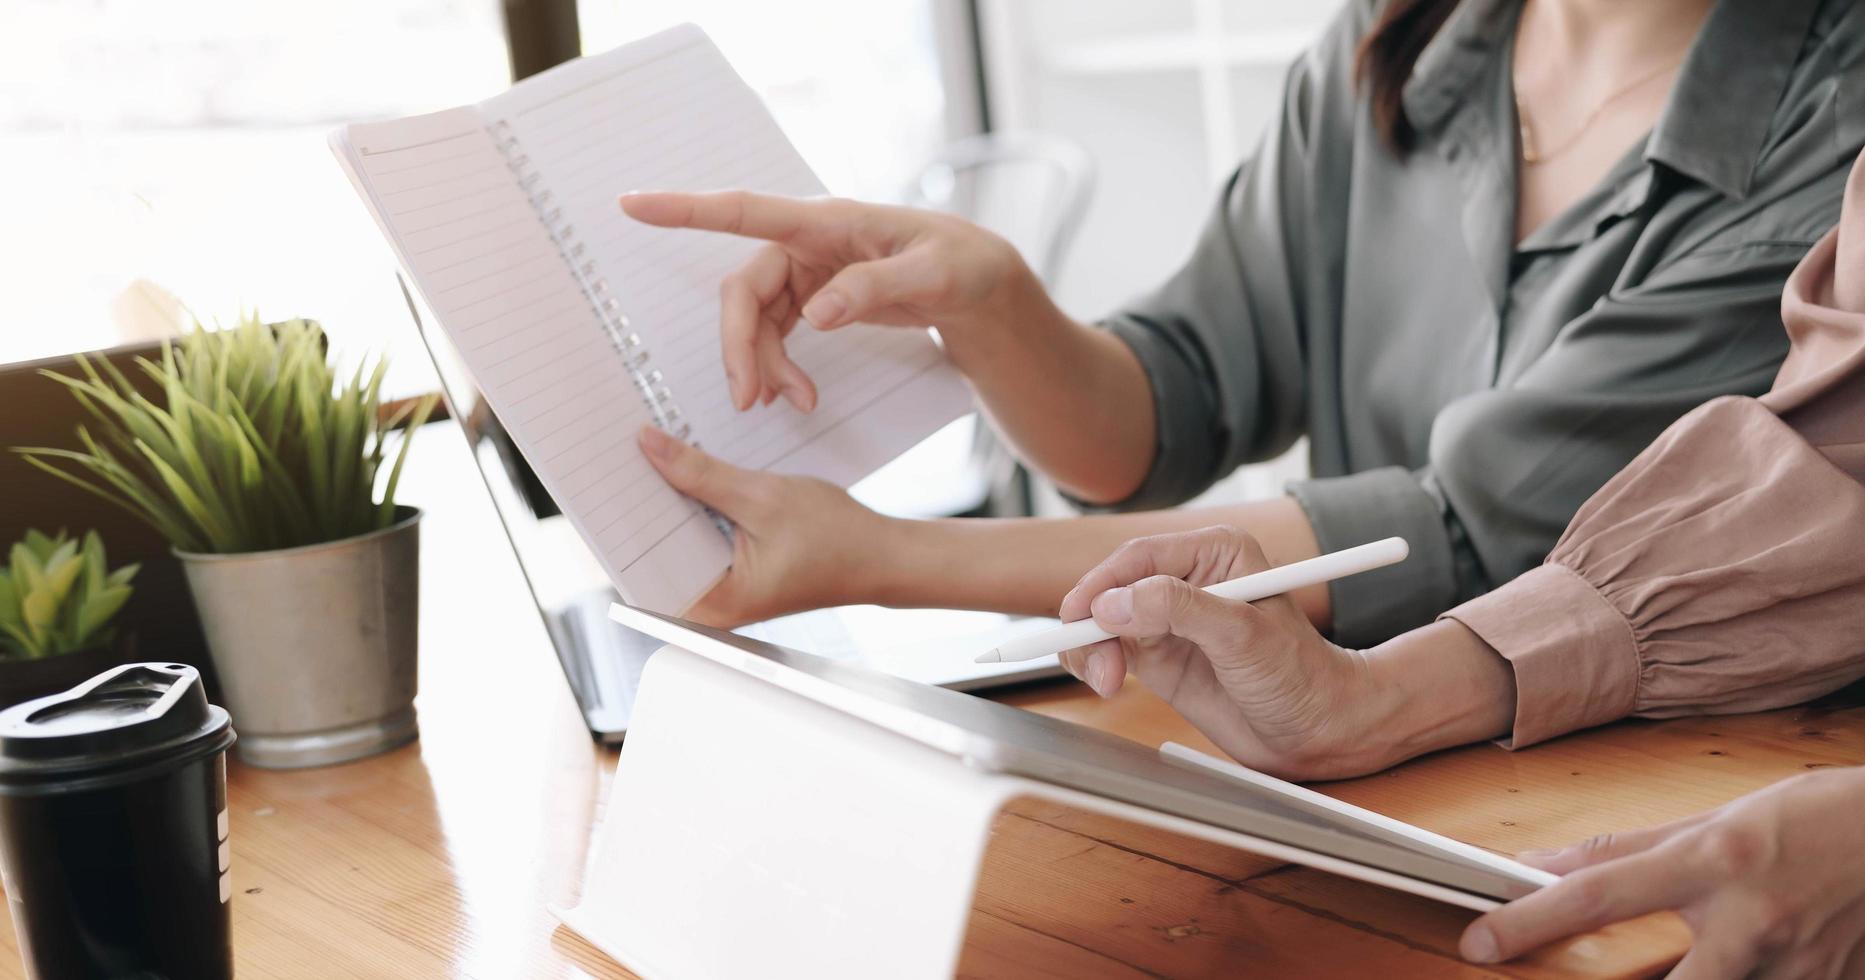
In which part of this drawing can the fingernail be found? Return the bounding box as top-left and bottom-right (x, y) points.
(1093, 587), (1134, 627)
(1515, 849), (1567, 872)
(1461, 925), (1499, 964)
(802, 290), (847, 328)
(1086, 650), (1117, 697)
(639, 426), (674, 462)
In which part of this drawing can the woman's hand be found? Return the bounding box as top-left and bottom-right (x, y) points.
(620, 190), (1034, 412)
(1055, 525), (1393, 780)
(621, 189), (1159, 503)
(1462, 767), (1865, 976)
(637, 426), (891, 627)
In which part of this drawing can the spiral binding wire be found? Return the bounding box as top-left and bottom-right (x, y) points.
(489, 120), (731, 538)
(490, 120), (691, 445)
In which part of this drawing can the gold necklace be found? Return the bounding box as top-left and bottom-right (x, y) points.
(1514, 55), (1683, 165)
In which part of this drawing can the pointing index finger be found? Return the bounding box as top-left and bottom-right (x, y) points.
(620, 190), (815, 242)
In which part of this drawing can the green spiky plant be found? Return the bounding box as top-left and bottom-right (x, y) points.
(15, 315), (438, 555)
(0, 530), (138, 660)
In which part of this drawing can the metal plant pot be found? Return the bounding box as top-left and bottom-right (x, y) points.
(176, 507), (421, 769)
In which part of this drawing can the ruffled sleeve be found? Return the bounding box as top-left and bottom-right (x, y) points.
(1443, 151), (1865, 748)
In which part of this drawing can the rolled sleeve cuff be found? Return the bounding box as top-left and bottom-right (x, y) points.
(1287, 466), (1459, 647)
(1441, 564), (1640, 750)
(1064, 318), (1219, 513)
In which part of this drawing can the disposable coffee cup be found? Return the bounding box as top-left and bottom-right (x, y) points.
(0, 663), (236, 980)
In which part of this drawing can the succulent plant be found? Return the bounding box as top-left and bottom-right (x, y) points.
(14, 314), (437, 554)
(0, 530), (138, 661)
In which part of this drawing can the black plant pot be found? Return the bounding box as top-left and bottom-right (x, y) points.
(0, 633), (141, 709)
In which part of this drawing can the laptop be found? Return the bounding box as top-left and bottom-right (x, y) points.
(403, 278), (1064, 742)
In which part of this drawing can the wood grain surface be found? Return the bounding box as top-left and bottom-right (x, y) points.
(1, 423), (1854, 978)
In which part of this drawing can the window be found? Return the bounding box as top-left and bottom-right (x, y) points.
(0, 0), (512, 375)
(2, 0), (955, 387)
(977, 0), (1344, 317)
(577, 0), (952, 203)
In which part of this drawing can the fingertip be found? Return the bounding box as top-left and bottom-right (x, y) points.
(638, 424), (674, 463)
(771, 361), (818, 413)
(1091, 586), (1135, 629)
(1459, 923), (1500, 964)
(1512, 848), (1592, 876)
(1085, 647), (1124, 698)
(1085, 649), (1113, 697)
(781, 382), (817, 413)
(1515, 848), (1562, 870)
(1232, 527), (1272, 568)
(618, 191), (661, 220)
(801, 289), (849, 330)
(723, 368), (746, 412)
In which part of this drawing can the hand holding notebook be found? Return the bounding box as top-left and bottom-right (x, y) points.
(331, 24), (971, 613)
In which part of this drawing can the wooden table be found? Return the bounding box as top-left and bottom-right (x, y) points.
(3, 429), (1858, 979)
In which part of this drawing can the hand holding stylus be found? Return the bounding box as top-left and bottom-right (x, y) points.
(979, 536), (1407, 664)
(1037, 526), (1413, 781)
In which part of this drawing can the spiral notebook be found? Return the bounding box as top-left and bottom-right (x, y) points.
(330, 25), (972, 613)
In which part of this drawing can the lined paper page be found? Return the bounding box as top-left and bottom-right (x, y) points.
(332, 108), (730, 612)
(483, 25), (972, 486)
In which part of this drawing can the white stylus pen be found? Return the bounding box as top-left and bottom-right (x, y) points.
(974, 537), (1410, 664)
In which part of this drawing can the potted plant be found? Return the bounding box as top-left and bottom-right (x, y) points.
(16, 315), (437, 769)
(0, 529), (141, 707)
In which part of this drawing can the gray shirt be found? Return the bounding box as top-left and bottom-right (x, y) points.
(1099, 0), (1865, 646)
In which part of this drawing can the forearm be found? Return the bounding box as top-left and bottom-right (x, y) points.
(1339, 620), (1517, 773)
(870, 496), (1328, 623)
(942, 275), (1157, 503)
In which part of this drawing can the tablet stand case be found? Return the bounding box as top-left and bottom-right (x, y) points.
(552, 643), (1504, 979)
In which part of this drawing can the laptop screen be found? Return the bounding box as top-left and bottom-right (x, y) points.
(402, 276), (655, 740)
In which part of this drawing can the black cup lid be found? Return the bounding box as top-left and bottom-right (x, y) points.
(0, 663), (234, 790)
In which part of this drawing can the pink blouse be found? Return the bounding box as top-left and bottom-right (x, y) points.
(1444, 149), (1865, 749)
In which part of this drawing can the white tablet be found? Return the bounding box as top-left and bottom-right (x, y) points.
(610, 603), (1555, 906)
